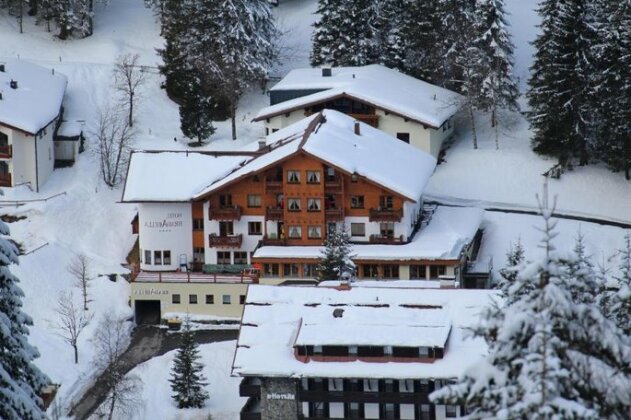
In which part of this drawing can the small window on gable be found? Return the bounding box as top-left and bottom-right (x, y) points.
(306, 170), (321, 184)
(287, 170), (300, 183)
(396, 132), (410, 143)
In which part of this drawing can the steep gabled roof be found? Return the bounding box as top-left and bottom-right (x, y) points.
(255, 65), (462, 128)
(194, 110), (437, 202)
(0, 59), (67, 135)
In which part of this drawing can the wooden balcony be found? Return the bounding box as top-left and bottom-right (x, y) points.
(325, 207), (344, 220)
(208, 234), (242, 248)
(265, 179), (282, 194)
(0, 172), (11, 187)
(262, 235), (287, 246)
(298, 389), (430, 404)
(208, 206), (242, 221)
(324, 177), (343, 193)
(350, 113), (379, 128)
(369, 234), (405, 244)
(369, 207), (403, 222)
(0, 145), (12, 158)
(265, 207), (283, 221)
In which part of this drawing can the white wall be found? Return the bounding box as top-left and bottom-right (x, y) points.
(265, 110), (306, 132)
(138, 203), (193, 271)
(5, 120), (55, 191)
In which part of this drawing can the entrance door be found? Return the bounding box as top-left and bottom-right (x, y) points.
(134, 300), (161, 325)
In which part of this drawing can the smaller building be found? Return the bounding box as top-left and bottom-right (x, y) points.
(255, 65), (463, 158)
(232, 285), (500, 419)
(0, 59), (68, 191)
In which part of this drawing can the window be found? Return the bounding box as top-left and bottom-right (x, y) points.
(288, 225), (302, 238)
(307, 198), (321, 211)
(265, 127), (269, 136)
(362, 264), (379, 278)
(350, 195), (364, 208)
(430, 265), (446, 278)
(272, 128), (279, 133)
(264, 263), (279, 277)
(287, 170), (300, 183)
(193, 218), (204, 231)
(384, 346), (393, 356)
(379, 195), (394, 209)
(325, 166), (336, 181)
(383, 264), (399, 278)
(419, 346), (429, 357)
(240, 295), (246, 304)
(248, 221), (262, 236)
(252, 174), (260, 182)
(144, 250), (152, 265)
(399, 379), (414, 393)
(396, 132), (410, 143)
(287, 198), (301, 211)
(193, 247), (204, 263)
(313, 345), (323, 355)
(205, 294), (214, 304)
(351, 223), (365, 237)
(308, 225), (322, 239)
(446, 405), (458, 418)
(0, 131), (8, 146)
(233, 251), (247, 264)
(380, 222), (395, 237)
(219, 194), (232, 207)
(222, 294), (231, 304)
(306, 170), (321, 184)
(303, 264), (318, 278)
(189, 294), (197, 304)
(217, 251), (231, 265)
(172, 294), (181, 304)
(163, 250), (171, 265)
(284, 263), (300, 277)
(247, 194), (261, 208)
(219, 221), (234, 236)
(154, 250), (162, 265)
(410, 264), (427, 279)
(349, 345), (358, 356)
(420, 404), (431, 420)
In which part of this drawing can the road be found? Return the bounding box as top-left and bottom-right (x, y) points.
(69, 326), (238, 420)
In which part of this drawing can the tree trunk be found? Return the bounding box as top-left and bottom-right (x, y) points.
(107, 393), (116, 420)
(469, 104), (478, 149)
(129, 94), (134, 128)
(625, 165), (630, 181)
(231, 104), (237, 141)
(74, 344), (79, 364)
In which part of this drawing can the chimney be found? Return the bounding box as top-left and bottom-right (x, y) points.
(0, 63), (5, 72)
(322, 67), (332, 77)
(10, 80), (17, 89)
(333, 308), (345, 318)
(258, 139), (266, 150)
(354, 121), (360, 135)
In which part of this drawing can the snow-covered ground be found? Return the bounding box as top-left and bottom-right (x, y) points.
(91, 340), (244, 420)
(0, 0), (629, 417)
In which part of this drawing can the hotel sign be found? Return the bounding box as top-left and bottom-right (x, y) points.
(134, 288), (169, 296)
(267, 393), (295, 400)
(144, 212), (183, 232)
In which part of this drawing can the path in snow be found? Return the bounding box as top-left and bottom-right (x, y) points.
(69, 326), (238, 420)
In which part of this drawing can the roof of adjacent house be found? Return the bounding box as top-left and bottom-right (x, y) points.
(232, 285), (500, 379)
(0, 59), (68, 135)
(255, 65), (463, 128)
(253, 206), (484, 262)
(194, 110), (437, 202)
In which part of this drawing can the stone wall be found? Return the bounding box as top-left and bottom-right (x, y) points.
(261, 377), (300, 419)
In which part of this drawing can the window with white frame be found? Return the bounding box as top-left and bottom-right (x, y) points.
(308, 225), (322, 239)
(144, 250), (152, 264)
(288, 226), (302, 238)
(154, 250), (162, 265)
(307, 198), (321, 211)
(287, 170), (300, 183)
(306, 170), (321, 183)
(351, 223), (365, 237)
(350, 195), (364, 208)
(247, 194), (261, 208)
(288, 198), (301, 211)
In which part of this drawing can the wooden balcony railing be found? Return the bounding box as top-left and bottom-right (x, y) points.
(325, 207), (344, 220)
(0, 172), (11, 187)
(298, 389), (430, 404)
(265, 207), (283, 221)
(265, 179), (282, 194)
(369, 207), (403, 222)
(208, 234), (242, 248)
(262, 235), (287, 246)
(208, 206), (242, 221)
(0, 145), (12, 158)
(369, 234), (405, 244)
(324, 177), (343, 192)
(349, 113), (379, 128)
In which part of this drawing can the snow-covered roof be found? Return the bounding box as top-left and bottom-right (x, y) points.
(254, 206), (484, 262)
(0, 59), (67, 134)
(195, 110), (436, 201)
(55, 121), (83, 139)
(255, 65), (463, 128)
(232, 285), (500, 379)
(122, 151), (251, 202)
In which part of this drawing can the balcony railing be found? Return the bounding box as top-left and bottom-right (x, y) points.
(324, 177), (343, 192)
(262, 235), (287, 246)
(0, 172), (11, 187)
(208, 234), (242, 248)
(298, 389), (430, 404)
(265, 207), (283, 221)
(369, 234), (405, 244)
(208, 206), (242, 221)
(239, 377), (262, 398)
(369, 207), (403, 222)
(0, 145), (12, 158)
(349, 113), (379, 128)
(265, 179), (282, 194)
(325, 207), (344, 220)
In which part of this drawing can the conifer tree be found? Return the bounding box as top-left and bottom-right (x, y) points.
(169, 320), (209, 409)
(432, 194), (631, 418)
(372, 0), (406, 70)
(611, 233), (631, 336)
(318, 227), (354, 281)
(498, 238), (524, 293)
(0, 220), (49, 419)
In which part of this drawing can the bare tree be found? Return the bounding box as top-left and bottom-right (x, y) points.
(93, 105), (136, 187)
(53, 291), (91, 364)
(114, 53), (147, 127)
(67, 253), (93, 311)
(92, 312), (142, 420)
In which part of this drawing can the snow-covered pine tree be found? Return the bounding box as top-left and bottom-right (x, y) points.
(527, 0), (595, 168)
(563, 230), (602, 304)
(431, 194), (631, 418)
(611, 233), (631, 336)
(178, 76), (217, 146)
(372, 0), (406, 70)
(169, 320), (209, 409)
(318, 227), (354, 281)
(497, 238), (524, 293)
(0, 220), (49, 419)
(311, 0), (375, 67)
(156, 0), (190, 102)
(474, 0), (520, 135)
